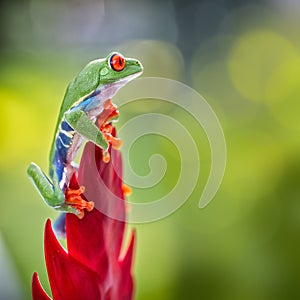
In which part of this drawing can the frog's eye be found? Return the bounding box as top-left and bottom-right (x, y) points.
(110, 53), (126, 71)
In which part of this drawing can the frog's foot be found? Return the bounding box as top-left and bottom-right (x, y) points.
(99, 122), (122, 163)
(65, 185), (94, 219)
(101, 123), (122, 150)
(97, 99), (122, 163)
(101, 124), (122, 163)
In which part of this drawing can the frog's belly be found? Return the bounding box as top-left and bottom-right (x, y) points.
(66, 132), (84, 165)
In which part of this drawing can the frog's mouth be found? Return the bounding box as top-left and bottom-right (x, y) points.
(100, 70), (143, 100)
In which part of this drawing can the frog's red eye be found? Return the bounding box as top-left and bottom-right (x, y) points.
(110, 53), (126, 71)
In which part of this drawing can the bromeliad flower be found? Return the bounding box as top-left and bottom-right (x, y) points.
(32, 135), (135, 300)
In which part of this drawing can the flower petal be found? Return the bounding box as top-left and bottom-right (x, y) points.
(66, 210), (108, 284)
(44, 219), (101, 300)
(76, 141), (134, 297)
(78, 142), (126, 261)
(32, 272), (52, 300)
(117, 230), (135, 300)
(119, 230), (135, 275)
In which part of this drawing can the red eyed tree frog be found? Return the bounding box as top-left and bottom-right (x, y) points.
(27, 53), (143, 219)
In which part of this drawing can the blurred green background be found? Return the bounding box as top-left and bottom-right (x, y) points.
(1, 0), (300, 299)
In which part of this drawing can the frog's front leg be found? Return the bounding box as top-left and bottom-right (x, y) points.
(65, 109), (109, 150)
(27, 163), (92, 218)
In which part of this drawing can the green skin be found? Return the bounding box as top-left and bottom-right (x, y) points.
(27, 52), (143, 216)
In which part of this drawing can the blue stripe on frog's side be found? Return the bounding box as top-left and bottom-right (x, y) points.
(61, 120), (73, 131)
(51, 120), (74, 185)
(50, 89), (102, 189)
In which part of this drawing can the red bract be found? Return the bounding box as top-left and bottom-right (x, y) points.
(32, 139), (135, 300)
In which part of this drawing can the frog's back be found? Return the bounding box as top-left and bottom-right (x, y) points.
(48, 59), (103, 176)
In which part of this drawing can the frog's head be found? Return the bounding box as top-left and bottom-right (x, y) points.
(66, 52), (142, 104)
(99, 52), (143, 86)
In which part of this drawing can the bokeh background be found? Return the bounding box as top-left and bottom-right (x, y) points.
(1, 0), (300, 299)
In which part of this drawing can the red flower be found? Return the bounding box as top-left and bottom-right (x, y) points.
(32, 136), (135, 300)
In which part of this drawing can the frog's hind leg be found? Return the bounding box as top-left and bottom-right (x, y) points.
(28, 162), (94, 219)
(27, 162), (65, 207)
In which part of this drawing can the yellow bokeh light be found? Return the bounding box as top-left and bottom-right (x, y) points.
(228, 29), (298, 102)
(265, 56), (300, 131)
(0, 88), (48, 168)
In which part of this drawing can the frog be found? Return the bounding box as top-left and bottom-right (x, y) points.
(27, 52), (143, 219)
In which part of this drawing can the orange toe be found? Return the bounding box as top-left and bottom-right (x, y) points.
(65, 185), (94, 218)
(103, 151), (110, 163)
